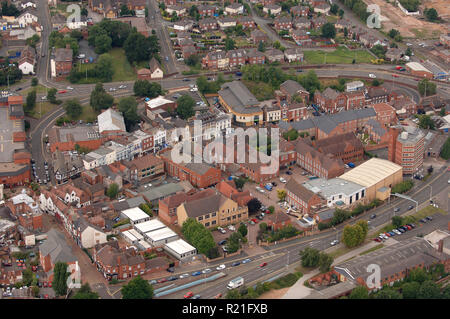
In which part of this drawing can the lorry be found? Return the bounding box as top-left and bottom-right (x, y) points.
(227, 276), (244, 289)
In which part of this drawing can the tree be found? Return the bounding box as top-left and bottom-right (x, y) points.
(226, 289), (242, 299)
(259, 222), (267, 232)
(440, 137), (450, 160)
(247, 198), (262, 214)
(90, 83), (113, 112)
(401, 281), (420, 299)
(176, 95), (195, 119)
(349, 286), (369, 299)
(47, 88), (57, 104)
(418, 114), (435, 130)
(321, 23), (336, 39)
(31, 77), (38, 86)
(277, 189), (286, 202)
(26, 34), (40, 49)
(330, 3), (339, 14)
(370, 44), (386, 59)
(121, 276), (153, 299)
(375, 288), (402, 299)
(388, 29), (400, 39)
(300, 247), (320, 268)
(234, 177), (246, 190)
(94, 53), (114, 82)
(72, 283), (99, 299)
(181, 218), (215, 255)
(405, 47), (412, 56)
(238, 223), (248, 237)
(258, 41), (265, 52)
(106, 183), (119, 199)
(225, 37), (235, 50)
(392, 216), (403, 228)
(440, 107), (446, 117)
(408, 268), (430, 284)
(25, 90), (36, 111)
(53, 262), (69, 296)
(372, 79), (381, 86)
(268, 206), (275, 214)
(124, 31), (159, 63)
(227, 232), (243, 253)
(185, 54), (201, 67)
(64, 99), (82, 119)
(133, 80), (162, 98)
(318, 252), (333, 272)
(94, 34), (112, 54)
(338, 9), (344, 18)
(282, 129), (299, 141)
(418, 79), (436, 96)
(118, 96), (139, 130)
(424, 8), (439, 21)
(342, 223), (366, 248)
(81, 7), (88, 16)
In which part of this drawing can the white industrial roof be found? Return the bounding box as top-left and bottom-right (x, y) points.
(164, 239), (196, 255)
(122, 207), (149, 222)
(122, 230), (138, 242)
(145, 227), (178, 242)
(406, 62), (431, 73)
(339, 158), (402, 188)
(138, 240), (152, 249)
(134, 219), (166, 234)
(146, 96), (174, 109)
(128, 229), (144, 241)
(97, 108), (126, 133)
(303, 178), (365, 198)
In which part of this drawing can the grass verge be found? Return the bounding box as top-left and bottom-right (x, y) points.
(303, 47), (373, 64)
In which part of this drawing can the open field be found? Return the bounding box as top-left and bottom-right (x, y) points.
(304, 47), (374, 64)
(109, 48), (137, 82)
(363, 0), (446, 38)
(79, 104), (98, 123)
(25, 102), (57, 119)
(422, 0), (450, 19)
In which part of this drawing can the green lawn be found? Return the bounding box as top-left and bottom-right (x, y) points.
(79, 104), (98, 123)
(303, 47), (374, 64)
(25, 102), (57, 119)
(21, 85), (48, 96)
(110, 48), (137, 82)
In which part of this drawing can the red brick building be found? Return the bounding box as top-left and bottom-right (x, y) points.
(290, 5), (309, 17)
(295, 139), (345, 178)
(344, 91), (365, 111)
(314, 88), (347, 114)
(372, 102), (397, 126)
(313, 132), (364, 164)
(285, 178), (324, 214)
(274, 16), (292, 31)
(267, 212), (292, 231)
(389, 97), (417, 119)
(53, 47), (73, 79)
(388, 127), (425, 175)
(279, 139), (296, 168)
(279, 80), (310, 104)
(251, 29), (269, 44)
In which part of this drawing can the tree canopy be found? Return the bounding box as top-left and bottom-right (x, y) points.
(90, 83), (114, 112)
(118, 96), (140, 131)
(64, 99), (82, 120)
(71, 283), (99, 299)
(181, 218), (216, 256)
(121, 276), (154, 299)
(53, 262), (69, 296)
(176, 95), (195, 120)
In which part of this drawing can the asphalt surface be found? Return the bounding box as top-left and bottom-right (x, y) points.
(152, 166), (449, 299)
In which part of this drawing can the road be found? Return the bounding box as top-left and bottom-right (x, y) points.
(152, 166), (449, 299)
(34, 0), (52, 86)
(146, 0), (178, 75)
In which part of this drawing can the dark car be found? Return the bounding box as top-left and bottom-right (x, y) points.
(425, 216), (433, 221)
(407, 205), (414, 210)
(157, 278), (167, 283)
(397, 228), (406, 233)
(231, 261), (240, 267)
(407, 223), (416, 228)
(370, 214), (376, 219)
(167, 276), (178, 281)
(166, 267), (175, 273)
(394, 207), (400, 212)
(271, 182), (277, 187)
(399, 226), (408, 231)
(286, 171), (293, 175)
(256, 214), (263, 220)
(182, 78), (190, 82)
(218, 240), (227, 245)
(420, 218), (427, 223)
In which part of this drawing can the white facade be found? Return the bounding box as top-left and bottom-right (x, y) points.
(83, 147), (116, 170)
(17, 12), (38, 27)
(121, 207), (151, 225)
(225, 5), (244, 15)
(144, 227), (178, 247)
(150, 67), (164, 79)
(80, 226), (107, 248)
(19, 61), (34, 75)
(164, 239), (197, 261)
(98, 108), (126, 133)
(67, 20), (87, 29)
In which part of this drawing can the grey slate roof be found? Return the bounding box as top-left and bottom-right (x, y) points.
(39, 228), (77, 265)
(280, 80), (308, 96)
(218, 81), (261, 114)
(141, 183), (185, 202)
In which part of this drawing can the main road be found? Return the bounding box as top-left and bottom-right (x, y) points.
(154, 167), (449, 299)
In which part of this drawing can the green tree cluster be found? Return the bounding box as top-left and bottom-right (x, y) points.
(418, 79), (437, 96)
(64, 99), (82, 120)
(176, 95), (195, 119)
(118, 96), (140, 131)
(282, 129), (299, 141)
(182, 218), (216, 256)
(121, 276), (153, 299)
(53, 262), (70, 296)
(440, 137), (450, 160)
(90, 83), (114, 112)
(106, 183), (119, 199)
(342, 220), (368, 248)
(391, 180), (414, 194)
(133, 80), (162, 97)
(72, 283), (99, 299)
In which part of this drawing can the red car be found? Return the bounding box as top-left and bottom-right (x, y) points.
(251, 218), (258, 223)
(214, 293), (222, 299)
(32, 266), (37, 272)
(405, 225), (412, 230)
(265, 210), (272, 214)
(392, 74), (399, 78)
(48, 282), (52, 288)
(384, 232), (391, 237)
(58, 90), (67, 94)
(184, 291), (194, 299)
(395, 66), (402, 70)
(43, 282), (48, 288)
(157, 278), (167, 283)
(259, 262), (268, 267)
(44, 294), (49, 299)
(373, 238), (382, 242)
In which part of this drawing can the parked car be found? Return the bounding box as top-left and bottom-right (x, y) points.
(191, 271), (201, 276)
(405, 225), (412, 230)
(286, 171), (293, 175)
(192, 294), (201, 299)
(231, 261), (240, 267)
(397, 228), (405, 233)
(149, 280), (157, 285)
(179, 273), (189, 279)
(218, 240), (227, 246)
(214, 293), (222, 299)
(184, 291), (194, 299)
(394, 207), (400, 213)
(279, 177), (287, 183)
(388, 231), (396, 236)
(242, 258), (251, 264)
(425, 216), (433, 221)
(157, 278), (167, 283)
(384, 232), (391, 237)
(419, 218), (427, 223)
(251, 218), (259, 223)
(393, 229), (402, 235)
(259, 262), (268, 267)
(407, 205), (414, 210)
(167, 276), (178, 281)
(373, 237), (382, 242)
(407, 223), (416, 228)
(256, 214), (263, 220)
(370, 214), (376, 219)
(202, 268), (212, 274)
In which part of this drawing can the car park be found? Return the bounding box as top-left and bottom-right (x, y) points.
(216, 264), (226, 270)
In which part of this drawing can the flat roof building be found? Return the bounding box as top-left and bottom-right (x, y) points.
(339, 158), (402, 201)
(121, 207), (151, 225)
(145, 227), (178, 247)
(303, 178), (366, 207)
(98, 108), (126, 134)
(164, 239), (197, 261)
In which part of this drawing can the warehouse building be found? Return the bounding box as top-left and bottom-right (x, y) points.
(339, 158), (402, 201)
(145, 227), (179, 247)
(121, 207), (151, 225)
(405, 62), (433, 79)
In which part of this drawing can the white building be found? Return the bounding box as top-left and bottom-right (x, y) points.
(134, 219), (166, 235)
(225, 4), (244, 15)
(164, 239), (197, 261)
(144, 227), (178, 247)
(83, 146), (116, 170)
(346, 81), (365, 92)
(67, 16), (88, 29)
(20, 1), (37, 9)
(303, 178), (366, 207)
(17, 10), (38, 27)
(121, 207), (151, 225)
(97, 108), (126, 134)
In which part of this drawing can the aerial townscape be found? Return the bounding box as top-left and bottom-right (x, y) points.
(0, 0), (449, 303)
